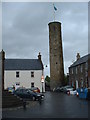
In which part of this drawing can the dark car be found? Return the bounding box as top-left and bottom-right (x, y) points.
(53, 86), (64, 92)
(26, 88), (44, 99)
(30, 87), (40, 93)
(13, 87), (44, 101)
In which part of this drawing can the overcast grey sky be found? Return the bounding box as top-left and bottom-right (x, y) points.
(2, 2), (88, 77)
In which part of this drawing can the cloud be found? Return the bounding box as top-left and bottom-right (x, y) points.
(2, 2), (88, 76)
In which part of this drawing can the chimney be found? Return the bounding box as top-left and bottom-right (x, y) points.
(38, 52), (44, 71)
(38, 52), (41, 61)
(76, 53), (80, 61)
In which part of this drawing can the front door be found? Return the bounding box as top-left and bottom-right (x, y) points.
(76, 80), (78, 89)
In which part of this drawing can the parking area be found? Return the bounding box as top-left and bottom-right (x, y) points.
(2, 91), (89, 118)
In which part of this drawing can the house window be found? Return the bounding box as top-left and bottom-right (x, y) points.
(72, 81), (74, 87)
(85, 62), (88, 70)
(15, 82), (20, 86)
(31, 72), (34, 77)
(86, 71), (88, 77)
(76, 80), (78, 89)
(71, 68), (73, 74)
(81, 80), (83, 87)
(81, 65), (83, 73)
(15, 82), (20, 89)
(31, 82), (34, 87)
(16, 71), (19, 78)
(76, 67), (77, 74)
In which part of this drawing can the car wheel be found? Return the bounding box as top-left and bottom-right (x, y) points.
(32, 96), (36, 101)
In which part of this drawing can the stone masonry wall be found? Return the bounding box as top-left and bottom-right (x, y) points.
(48, 22), (64, 90)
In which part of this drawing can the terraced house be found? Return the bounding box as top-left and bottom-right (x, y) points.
(69, 53), (90, 89)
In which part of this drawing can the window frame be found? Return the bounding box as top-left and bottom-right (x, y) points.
(85, 62), (88, 70)
(76, 67), (77, 74)
(71, 68), (73, 74)
(80, 65), (83, 73)
(16, 71), (19, 78)
(31, 71), (34, 78)
(31, 82), (34, 87)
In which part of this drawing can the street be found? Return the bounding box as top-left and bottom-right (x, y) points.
(2, 91), (89, 118)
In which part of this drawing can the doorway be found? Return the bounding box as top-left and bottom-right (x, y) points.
(76, 80), (78, 89)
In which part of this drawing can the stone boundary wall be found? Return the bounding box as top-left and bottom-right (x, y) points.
(0, 51), (2, 120)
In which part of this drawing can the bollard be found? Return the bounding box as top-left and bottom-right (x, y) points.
(23, 100), (26, 110)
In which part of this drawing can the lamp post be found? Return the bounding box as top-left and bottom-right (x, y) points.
(41, 75), (44, 93)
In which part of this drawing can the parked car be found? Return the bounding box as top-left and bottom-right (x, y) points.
(6, 87), (15, 93)
(67, 90), (77, 95)
(13, 87), (44, 101)
(30, 87), (40, 93)
(53, 86), (64, 92)
(27, 88), (44, 99)
(63, 85), (74, 94)
(53, 85), (74, 93)
(27, 88), (44, 98)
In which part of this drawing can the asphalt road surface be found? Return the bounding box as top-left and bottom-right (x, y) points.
(2, 91), (89, 118)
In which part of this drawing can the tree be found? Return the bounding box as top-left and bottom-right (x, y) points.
(45, 75), (50, 87)
(45, 75), (50, 83)
(64, 74), (69, 85)
(45, 74), (69, 86)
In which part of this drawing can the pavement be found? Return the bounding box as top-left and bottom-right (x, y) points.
(2, 91), (89, 119)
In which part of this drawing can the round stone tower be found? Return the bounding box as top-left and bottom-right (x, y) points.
(48, 21), (64, 90)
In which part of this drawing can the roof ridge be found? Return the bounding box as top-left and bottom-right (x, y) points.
(70, 54), (89, 68)
(5, 58), (38, 60)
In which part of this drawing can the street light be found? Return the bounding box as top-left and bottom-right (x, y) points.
(41, 75), (44, 93)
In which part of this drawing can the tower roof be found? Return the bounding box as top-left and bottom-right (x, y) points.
(48, 21), (61, 26)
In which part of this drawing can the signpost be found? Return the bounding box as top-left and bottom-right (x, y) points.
(41, 75), (44, 93)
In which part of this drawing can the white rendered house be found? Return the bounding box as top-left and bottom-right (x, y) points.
(4, 53), (45, 92)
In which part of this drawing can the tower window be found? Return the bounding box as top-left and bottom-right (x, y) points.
(54, 26), (55, 31)
(56, 62), (57, 64)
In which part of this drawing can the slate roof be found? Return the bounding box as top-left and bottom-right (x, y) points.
(4, 59), (43, 70)
(70, 54), (90, 68)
